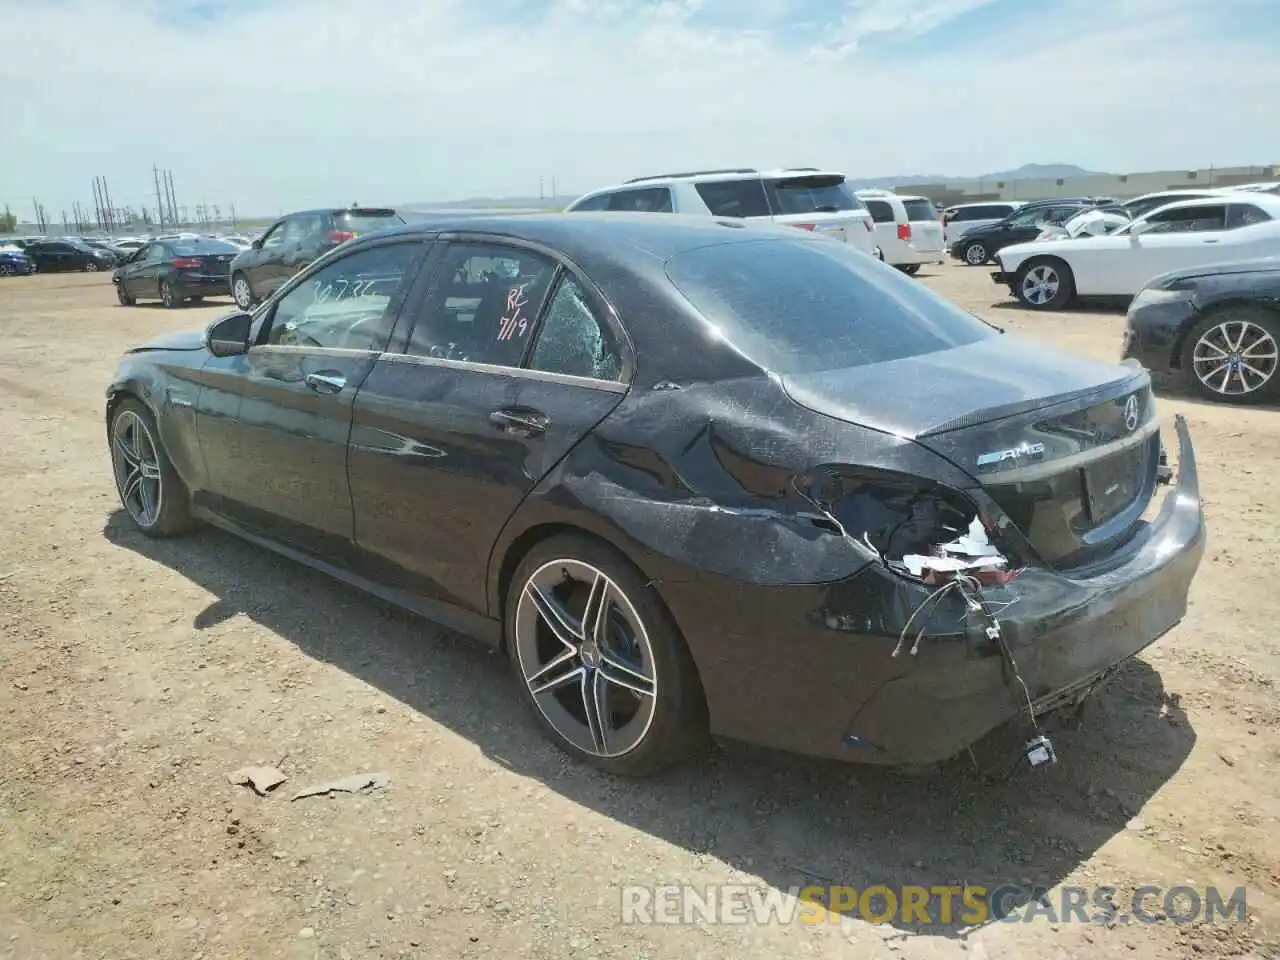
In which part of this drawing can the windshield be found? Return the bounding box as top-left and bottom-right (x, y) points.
(665, 238), (998, 374)
(170, 239), (240, 255)
(334, 209), (404, 234)
(763, 176), (867, 215)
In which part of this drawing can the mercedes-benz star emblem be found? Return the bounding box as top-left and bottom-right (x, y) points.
(1123, 394), (1140, 432)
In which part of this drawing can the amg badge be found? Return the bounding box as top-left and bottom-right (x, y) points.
(976, 441), (1047, 467)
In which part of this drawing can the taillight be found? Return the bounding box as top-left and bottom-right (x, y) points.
(171, 257), (201, 269)
(792, 223), (816, 231)
(329, 230), (355, 243)
(897, 223), (912, 241)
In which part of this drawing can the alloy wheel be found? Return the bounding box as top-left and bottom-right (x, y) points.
(161, 282), (177, 308)
(965, 243), (986, 265)
(233, 276), (253, 309)
(1192, 319), (1278, 397)
(111, 409), (163, 527)
(84, 261), (100, 272)
(514, 559), (658, 758)
(0, 263), (12, 277)
(1020, 265), (1060, 305)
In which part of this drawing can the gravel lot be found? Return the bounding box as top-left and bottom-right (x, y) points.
(1, 265), (1277, 960)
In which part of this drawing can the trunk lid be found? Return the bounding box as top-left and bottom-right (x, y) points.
(781, 337), (1160, 568)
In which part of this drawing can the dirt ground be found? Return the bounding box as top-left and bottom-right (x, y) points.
(1, 264), (1277, 960)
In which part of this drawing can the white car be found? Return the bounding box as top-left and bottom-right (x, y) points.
(565, 168), (880, 258)
(993, 194), (1280, 310)
(941, 201), (1022, 245)
(1235, 182), (1280, 195)
(855, 189), (945, 274)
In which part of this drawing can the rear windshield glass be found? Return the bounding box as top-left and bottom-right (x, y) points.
(763, 176), (867, 215)
(170, 239), (240, 255)
(666, 238), (997, 374)
(334, 210), (404, 234)
(903, 199), (937, 221)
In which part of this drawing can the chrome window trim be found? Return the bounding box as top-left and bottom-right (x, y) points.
(377, 351), (629, 393)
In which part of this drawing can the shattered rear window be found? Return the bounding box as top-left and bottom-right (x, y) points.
(665, 238), (998, 374)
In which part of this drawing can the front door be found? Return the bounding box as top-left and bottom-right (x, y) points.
(128, 242), (166, 298)
(242, 220), (286, 295)
(347, 239), (630, 616)
(193, 238), (431, 561)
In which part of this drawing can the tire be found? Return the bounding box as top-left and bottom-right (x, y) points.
(160, 280), (182, 309)
(116, 283), (135, 306)
(108, 398), (194, 537)
(0, 263), (12, 277)
(83, 260), (100, 272)
(506, 533), (708, 776)
(897, 263), (921, 276)
(232, 272), (256, 310)
(190, 295), (204, 302)
(1014, 258), (1075, 310)
(1182, 305), (1280, 404)
(963, 241), (988, 265)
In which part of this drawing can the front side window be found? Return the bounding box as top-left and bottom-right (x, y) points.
(264, 242), (421, 351)
(405, 243), (557, 366)
(527, 277), (623, 381)
(261, 223), (287, 248)
(666, 237), (997, 374)
(694, 179), (771, 218)
(1142, 204), (1227, 234)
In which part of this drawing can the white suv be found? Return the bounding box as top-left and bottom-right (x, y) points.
(565, 168), (880, 258)
(855, 189), (946, 274)
(941, 201), (1023, 245)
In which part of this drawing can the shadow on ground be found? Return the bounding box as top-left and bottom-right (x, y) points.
(989, 297), (1132, 315)
(106, 513), (1196, 936)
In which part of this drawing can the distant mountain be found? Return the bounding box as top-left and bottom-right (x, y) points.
(979, 163), (1105, 180)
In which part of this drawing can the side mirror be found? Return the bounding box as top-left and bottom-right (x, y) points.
(1128, 221), (1152, 238)
(251, 238), (264, 249)
(206, 312), (253, 357)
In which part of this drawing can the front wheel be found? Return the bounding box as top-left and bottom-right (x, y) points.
(232, 272), (256, 310)
(116, 283), (135, 306)
(1014, 258), (1075, 310)
(897, 263), (921, 276)
(109, 398), (193, 537)
(507, 534), (708, 776)
(83, 260), (100, 272)
(1183, 306), (1280, 404)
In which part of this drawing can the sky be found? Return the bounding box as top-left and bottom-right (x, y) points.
(2, 0), (1278, 220)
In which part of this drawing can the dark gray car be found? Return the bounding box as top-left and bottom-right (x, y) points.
(229, 206), (403, 309)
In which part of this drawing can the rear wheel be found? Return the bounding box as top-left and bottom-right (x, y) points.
(116, 283), (135, 306)
(897, 263), (921, 276)
(1014, 258), (1075, 310)
(0, 263), (12, 277)
(160, 280), (182, 309)
(232, 272), (255, 310)
(506, 534), (707, 776)
(963, 241), (988, 265)
(83, 260), (100, 272)
(109, 398), (193, 537)
(1183, 306), (1280, 404)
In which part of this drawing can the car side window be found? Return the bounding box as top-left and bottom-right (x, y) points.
(1143, 205), (1227, 234)
(281, 217), (314, 245)
(260, 223), (287, 248)
(605, 187), (673, 213)
(693, 179), (771, 218)
(404, 243), (557, 367)
(144, 244), (166, 263)
(1227, 204), (1272, 229)
(263, 243), (421, 351)
(569, 194), (610, 212)
(527, 276), (623, 382)
(864, 200), (894, 223)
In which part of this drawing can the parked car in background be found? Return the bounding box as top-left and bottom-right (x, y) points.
(22, 238), (117, 272)
(105, 213), (1204, 774)
(219, 235), (252, 250)
(0, 247), (36, 276)
(111, 239), (148, 259)
(1118, 189), (1231, 221)
(993, 194), (1280, 310)
(113, 237), (240, 308)
(855, 189), (945, 274)
(230, 206), (404, 309)
(949, 200), (1097, 265)
(1235, 182), (1280, 196)
(565, 168), (880, 259)
(941, 201), (1022, 246)
(80, 239), (121, 265)
(1123, 257), (1280, 403)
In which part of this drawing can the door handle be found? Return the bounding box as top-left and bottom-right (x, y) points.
(489, 408), (549, 437)
(305, 371), (347, 394)
(1202, 238), (1220, 243)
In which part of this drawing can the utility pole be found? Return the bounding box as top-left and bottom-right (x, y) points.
(551, 174), (557, 200)
(539, 176), (544, 200)
(230, 202), (237, 229)
(91, 177), (104, 230)
(102, 177), (115, 233)
(62, 210), (69, 234)
(153, 165), (167, 228)
(165, 170), (179, 225)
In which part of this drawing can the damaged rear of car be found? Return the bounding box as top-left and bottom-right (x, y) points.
(524, 228), (1206, 769)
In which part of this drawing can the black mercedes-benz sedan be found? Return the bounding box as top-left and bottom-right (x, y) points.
(105, 214), (1205, 776)
(1122, 257), (1280, 403)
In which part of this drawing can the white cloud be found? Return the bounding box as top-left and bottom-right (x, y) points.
(0, 0), (1276, 218)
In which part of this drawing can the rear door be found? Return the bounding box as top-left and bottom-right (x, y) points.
(901, 198), (944, 255)
(193, 239), (429, 561)
(346, 238), (629, 615)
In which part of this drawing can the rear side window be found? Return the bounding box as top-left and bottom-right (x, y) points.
(170, 239), (240, 255)
(902, 199), (937, 221)
(762, 175), (866, 215)
(864, 200), (895, 223)
(666, 238), (997, 374)
(527, 276), (624, 381)
(1227, 204), (1272, 228)
(605, 187), (673, 213)
(694, 179), (771, 218)
(333, 209), (404, 235)
(1143, 204), (1227, 234)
